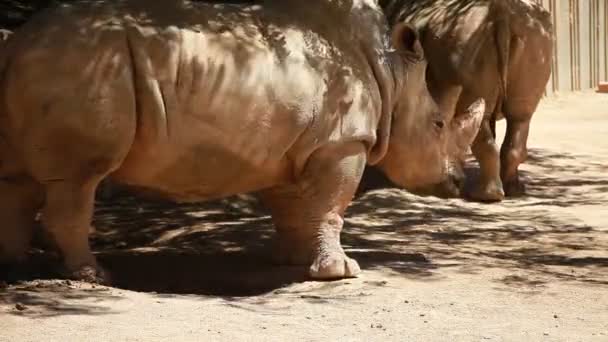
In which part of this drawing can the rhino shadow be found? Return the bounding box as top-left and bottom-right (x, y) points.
(1, 146), (606, 319)
(91, 146), (607, 294)
(0, 276), (124, 318)
(89, 194), (312, 296)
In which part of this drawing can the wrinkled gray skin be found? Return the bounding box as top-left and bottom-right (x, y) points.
(381, 0), (554, 201)
(0, 0), (483, 283)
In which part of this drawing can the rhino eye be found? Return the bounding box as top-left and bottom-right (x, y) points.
(433, 120), (445, 130)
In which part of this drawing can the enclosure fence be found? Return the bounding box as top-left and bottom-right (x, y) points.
(535, 0), (608, 94)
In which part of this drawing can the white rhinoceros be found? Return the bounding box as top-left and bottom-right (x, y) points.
(0, 0), (483, 283)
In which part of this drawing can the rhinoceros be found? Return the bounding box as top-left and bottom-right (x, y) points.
(380, 0), (553, 201)
(0, 0), (483, 283)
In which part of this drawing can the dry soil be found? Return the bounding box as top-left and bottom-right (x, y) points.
(1, 91), (607, 341)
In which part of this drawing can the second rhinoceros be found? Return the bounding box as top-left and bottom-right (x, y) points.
(0, 0), (483, 283)
(381, 0), (554, 201)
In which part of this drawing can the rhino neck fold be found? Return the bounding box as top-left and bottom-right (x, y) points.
(386, 51), (404, 114)
(362, 42), (396, 166)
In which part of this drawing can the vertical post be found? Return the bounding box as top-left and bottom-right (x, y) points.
(551, 0), (560, 93)
(605, 0), (608, 81)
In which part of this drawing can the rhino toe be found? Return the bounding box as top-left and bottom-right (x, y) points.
(67, 265), (111, 285)
(309, 253), (361, 279)
(469, 180), (505, 202)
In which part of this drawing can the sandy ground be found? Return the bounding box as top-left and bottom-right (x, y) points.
(1, 92), (607, 341)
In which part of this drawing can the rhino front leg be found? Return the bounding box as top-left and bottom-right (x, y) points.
(470, 118), (505, 202)
(261, 142), (366, 279)
(40, 178), (107, 283)
(500, 117), (531, 196)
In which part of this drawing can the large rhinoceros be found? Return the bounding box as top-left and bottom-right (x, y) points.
(0, 0), (483, 283)
(380, 0), (553, 201)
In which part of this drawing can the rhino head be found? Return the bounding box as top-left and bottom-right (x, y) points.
(370, 23), (484, 194)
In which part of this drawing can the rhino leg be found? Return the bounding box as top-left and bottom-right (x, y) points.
(40, 178), (109, 283)
(500, 117), (531, 197)
(0, 176), (44, 265)
(470, 118), (505, 202)
(260, 142), (366, 279)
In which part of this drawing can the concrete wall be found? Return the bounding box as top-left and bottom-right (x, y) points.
(536, 0), (608, 94)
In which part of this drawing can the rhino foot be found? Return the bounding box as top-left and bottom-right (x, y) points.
(469, 179), (505, 202)
(65, 265), (110, 285)
(309, 252), (360, 279)
(504, 178), (526, 197)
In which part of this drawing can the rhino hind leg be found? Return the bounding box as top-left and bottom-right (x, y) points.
(0, 176), (44, 265)
(260, 142), (366, 279)
(500, 117), (531, 197)
(40, 177), (109, 284)
(469, 118), (505, 202)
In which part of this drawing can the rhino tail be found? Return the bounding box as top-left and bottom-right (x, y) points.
(493, 1), (511, 123)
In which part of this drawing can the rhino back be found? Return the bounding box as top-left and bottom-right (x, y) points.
(1, 0), (383, 201)
(383, 0), (551, 118)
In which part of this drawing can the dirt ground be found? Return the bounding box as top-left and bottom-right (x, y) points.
(1, 91), (607, 341)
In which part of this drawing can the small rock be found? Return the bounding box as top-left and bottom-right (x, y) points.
(404, 300), (409, 304)
(419, 314), (426, 317)
(14, 303), (27, 311)
(300, 295), (322, 300)
(64, 280), (72, 286)
(553, 314), (558, 319)
(543, 332), (549, 336)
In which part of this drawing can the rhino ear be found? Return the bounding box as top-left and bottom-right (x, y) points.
(391, 22), (424, 58)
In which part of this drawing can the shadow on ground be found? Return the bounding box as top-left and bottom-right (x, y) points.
(1, 147), (607, 316)
(0, 279), (123, 318)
